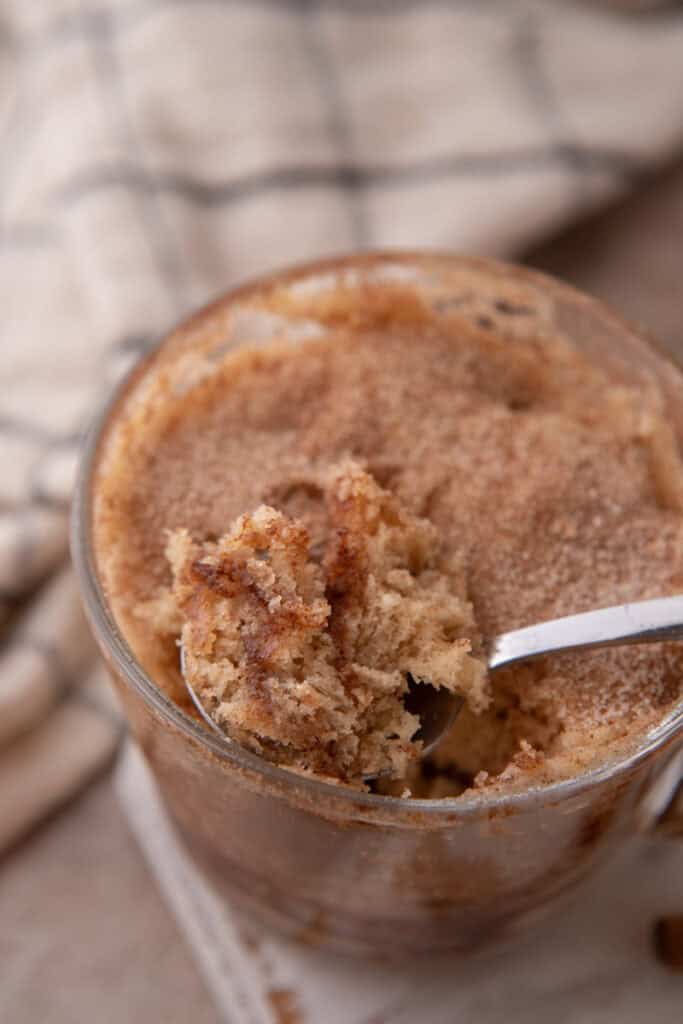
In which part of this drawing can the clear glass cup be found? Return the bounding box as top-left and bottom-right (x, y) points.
(71, 253), (683, 956)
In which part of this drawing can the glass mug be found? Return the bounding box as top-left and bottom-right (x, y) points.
(72, 253), (683, 956)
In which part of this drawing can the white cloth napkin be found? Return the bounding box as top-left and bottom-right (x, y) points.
(117, 744), (683, 1024)
(2, 0), (683, 1011)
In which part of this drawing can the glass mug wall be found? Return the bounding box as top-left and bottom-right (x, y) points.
(72, 253), (683, 955)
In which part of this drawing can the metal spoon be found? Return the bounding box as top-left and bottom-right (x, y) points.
(181, 593), (683, 778)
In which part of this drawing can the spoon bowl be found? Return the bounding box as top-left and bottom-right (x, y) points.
(403, 677), (464, 758)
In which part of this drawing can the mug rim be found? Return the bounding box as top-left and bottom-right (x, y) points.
(71, 249), (683, 821)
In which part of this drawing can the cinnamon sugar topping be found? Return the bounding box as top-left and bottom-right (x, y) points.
(94, 277), (683, 796)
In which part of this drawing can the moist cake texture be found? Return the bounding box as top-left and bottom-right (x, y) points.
(156, 463), (486, 783)
(94, 272), (683, 796)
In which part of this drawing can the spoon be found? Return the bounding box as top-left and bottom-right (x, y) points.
(181, 593), (683, 778)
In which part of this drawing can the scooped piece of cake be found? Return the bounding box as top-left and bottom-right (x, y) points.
(164, 463), (488, 784)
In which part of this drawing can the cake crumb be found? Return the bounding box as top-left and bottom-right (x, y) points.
(268, 988), (303, 1024)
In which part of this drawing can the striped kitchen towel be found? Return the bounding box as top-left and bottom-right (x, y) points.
(2, 0), (683, 848)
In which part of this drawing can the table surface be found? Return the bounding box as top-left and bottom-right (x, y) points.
(2, 160), (683, 1024)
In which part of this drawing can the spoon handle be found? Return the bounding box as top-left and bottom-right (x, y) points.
(489, 595), (683, 671)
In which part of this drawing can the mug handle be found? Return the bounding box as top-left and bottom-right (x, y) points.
(654, 780), (683, 839)
(643, 746), (683, 970)
(637, 745), (683, 836)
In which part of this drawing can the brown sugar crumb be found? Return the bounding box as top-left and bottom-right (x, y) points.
(160, 463), (487, 784)
(267, 988), (303, 1024)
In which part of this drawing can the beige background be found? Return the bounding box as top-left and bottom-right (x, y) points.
(2, 160), (683, 1022)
